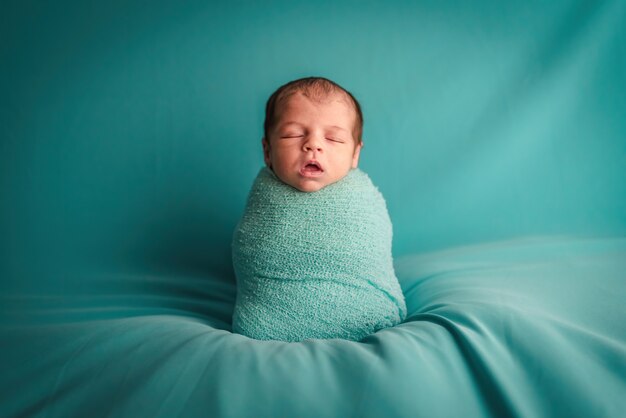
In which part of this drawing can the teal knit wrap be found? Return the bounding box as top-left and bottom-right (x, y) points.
(231, 167), (407, 342)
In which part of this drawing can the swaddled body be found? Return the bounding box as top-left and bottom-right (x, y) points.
(232, 167), (407, 342)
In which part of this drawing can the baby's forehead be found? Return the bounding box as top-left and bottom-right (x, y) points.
(277, 90), (355, 114)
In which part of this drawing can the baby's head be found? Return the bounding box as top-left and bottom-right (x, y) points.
(262, 77), (363, 192)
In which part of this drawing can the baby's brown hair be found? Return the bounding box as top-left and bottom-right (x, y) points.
(263, 76), (363, 145)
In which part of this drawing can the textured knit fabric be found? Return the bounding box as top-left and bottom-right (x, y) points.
(231, 167), (407, 342)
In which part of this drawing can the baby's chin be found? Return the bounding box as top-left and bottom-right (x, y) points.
(293, 183), (327, 193)
(289, 179), (327, 193)
(280, 174), (330, 193)
(271, 167), (338, 192)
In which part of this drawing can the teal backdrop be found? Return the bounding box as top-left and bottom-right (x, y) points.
(2, 0), (625, 292)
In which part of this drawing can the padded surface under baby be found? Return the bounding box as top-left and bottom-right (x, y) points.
(231, 168), (407, 342)
(1, 236), (625, 417)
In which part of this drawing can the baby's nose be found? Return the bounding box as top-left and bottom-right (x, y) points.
(304, 143), (322, 151)
(303, 136), (324, 152)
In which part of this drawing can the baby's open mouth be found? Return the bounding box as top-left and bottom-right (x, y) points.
(300, 160), (324, 176)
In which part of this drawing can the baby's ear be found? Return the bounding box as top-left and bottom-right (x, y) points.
(262, 138), (272, 167)
(351, 141), (362, 168)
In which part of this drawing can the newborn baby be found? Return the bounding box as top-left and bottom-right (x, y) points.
(232, 77), (407, 342)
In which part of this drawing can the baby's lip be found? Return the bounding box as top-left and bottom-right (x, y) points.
(300, 160), (324, 177)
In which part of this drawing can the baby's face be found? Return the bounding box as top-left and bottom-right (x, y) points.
(263, 92), (362, 192)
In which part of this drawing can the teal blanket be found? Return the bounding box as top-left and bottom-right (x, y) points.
(231, 167), (407, 342)
(1, 236), (625, 417)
